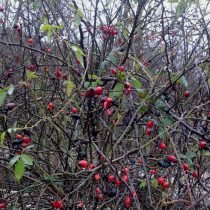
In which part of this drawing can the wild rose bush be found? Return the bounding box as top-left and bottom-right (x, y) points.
(0, 0), (210, 209)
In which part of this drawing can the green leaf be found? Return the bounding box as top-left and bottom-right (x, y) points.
(7, 84), (15, 95)
(178, 76), (188, 87)
(26, 71), (38, 80)
(68, 3), (76, 11)
(139, 180), (146, 189)
(71, 45), (85, 68)
(14, 159), (25, 181)
(21, 154), (33, 166)
(186, 151), (196, 159)
(75, 13), (81, 27)
(151, 179), (158, 187)
(161, 117), (174, 126)
(168, 0), (178, 3)
(0, 90), (7, 106)
(64, 80), (75, 96)
(158, 127), (165, 139)
(0, 131), (6, 145)
(130, 76), (142, 91)
(109, 82), (124, 97)
(178, 153), (187, 159)
(155, 99), (166, 110)
(139, 89), (148, 99)
(9, 155), (20, 167)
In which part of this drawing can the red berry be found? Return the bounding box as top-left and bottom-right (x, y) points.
(23, 136), (32, 144)
(86, 87), (95, 98)
(94, 173), (101, 181)
(118, 65), (125, 72)
(124, 82), (131, 89)
(122, 175), (128, 182)
(52, 200), (63, 209)
(124, 87), (131, 95)
(184, 91), (190, 97)
(122, 167), (129, 175)
(199, 141), (207, 149)
(22, 142), (29, 148)
(95, 187), (101, 194)
(106, 109), (113, 115)
(145, 128), (152, 136)
(115, 179), (121, 187)
(78, 160), (88, 169)
(89, 164), (96, 170)
(16, 134), (23, 139)
(162, 181), (170, 189)
(0, 5), (4, 12)
(125, 196), (131, 208)
(182, 163), (190, 171)
(157, 177), (165, 185)
(95, 86), (103, 95)
(96, 193), (103, 200)
(146, 121), (154, 128)
(111, 68), (117, 75)
(149, 169), (158, 175)
(192, 171), (199, 178)
(159, 142), (167, 149)
(0, 202), (6, 209)
(104, 97), (112, 109)
(168, 155), (177, 162)
(48, 103), (54, 112)
(107, 174), (115, 182)
(71, 107), (78, 113)
(28, 38), (33, 46)
(55, 67), (62, 78)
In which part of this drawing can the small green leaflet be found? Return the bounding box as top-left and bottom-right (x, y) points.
(0, 84), (15, 106)
(15, 159), (25, 181)
(155, 99), (166, 110)
(151, 179), (158, 187)
(161, 116), (174, 126)
(7, 84), (15, 95)
(139, 180), (147, 189)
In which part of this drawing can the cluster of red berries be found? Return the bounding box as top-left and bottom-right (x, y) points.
(55, 67), (67, 80)
(100, 25), (118, 36)
(111, 65), (125, 75)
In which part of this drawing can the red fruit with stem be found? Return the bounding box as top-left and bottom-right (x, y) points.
(124, 87), (131, 95)
(71, 107), (78, 113)
(52, 200), (63, 209)
(157, 177), (165, 185)
(95, 86), (103, 95)
(159, 142), (167, 149)
(111, 68), (117, 75)
(107, 174), (115, 182)
(192, 171), (199, 178)
(145, 128), (152, 136)
(199, 141), (207, 149)
(184, 91), (190, 97)
(182, 163), (190, 171)
(118, 65), (125, 72)
(86, 87), (95, 98)
(147, 120), (154, 128)
(115, 179), (121, 186)
(78, 160), (88, 169)
(162, 181), (170, 189)
(168, 155), (177, 162)
(94, 173), (101, 181)
(125, 196), (131, 208)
